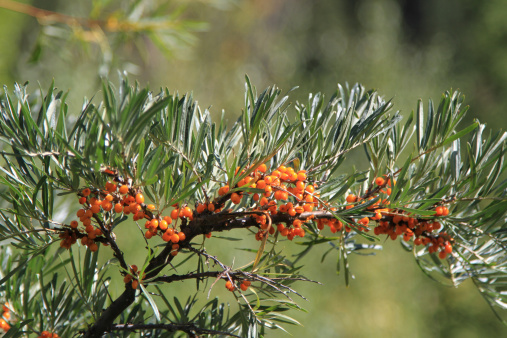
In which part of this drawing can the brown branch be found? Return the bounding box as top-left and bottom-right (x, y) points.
(83, 209), (337, 337)
(0, 0), (101, 27)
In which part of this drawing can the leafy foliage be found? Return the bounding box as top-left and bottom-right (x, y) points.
(0, 76), (506, 337)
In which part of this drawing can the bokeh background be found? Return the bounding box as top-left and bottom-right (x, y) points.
(1, 0), (507, 337)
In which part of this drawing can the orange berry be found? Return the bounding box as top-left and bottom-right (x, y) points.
(182, 206), (192, 218)
(102, 201), (112, 212)
(345, 194), (357, 203)
(442, 207), (450, 216)
(171, 209), (179, 219)
(231, 192), (242, 204)
(240, 283), (248, 291)
(359, 217), (369, 225)
(258, 163), (267, 173)
(90, 204), (100, 214)
(225, 281), (233, 291)
(76, 209), (85, 217)
(162, 231), (172, 242)
(82, 188), (91, 196)
(70, 220), (78, 228)
(145, 231), (153, 239)
(435, 206), (444, 216)
(147, 204), (155, 210)
(114, 203), (123, 213)
(119, 185), (129, 194)
(159, 220), (168, 231)
(305, 185), (315, 193)
(438, 251), (447, 259)
(89, 243), (99, 252)
(171, 234), (180, 243)
(297, 172), (307, 181)
(375, 177), (385, 186)
(163, 216), (173, 224)
(135, 193), (144, 204)
(132, 280), (139, 289)
(178, 232), (186, 241)
(78, 197), (87, 204)
(444, 243), (453, 254)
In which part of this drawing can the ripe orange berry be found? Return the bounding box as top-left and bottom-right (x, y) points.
(345, 194), (357, 203)
(132, 280), (139, 290)
(147, 204), (155, 210)
(359, 217), (369, 225)
(170, 209), (179, 219)
(177, 232), (186, 241)
(119, 185), (129, 195)
(438, 251), (447, 259)
(135, 193), (144, 204)
(114, 203), (123, 213)
(163, 216), (173, 224)
(89, 243), (99, 252)
(145, 231), (153, 239)
(171, 234), (180, 243)
(444, 243), (453, 254)
(305, 185), (315, 193)
(82, 188), (91, 196)
(297, 172), (307, 181)
(70, 220), (78, 228)
(182, 206), (192, 218)
(159, 220), (168, 231)
(76, 209), (85, 217)
(79, 197), (87, 204)
(162, 231), (172, 242)
(231, 192), (242, 204)
(258, 163), (267, 173)
(442, 207), (450, 216)
(375, 177), (385, 186)
(435, 206), (444, 216)
(102, 201), (113, 212)
(240, 283), (248, 291)
(90, 204), (101, 214)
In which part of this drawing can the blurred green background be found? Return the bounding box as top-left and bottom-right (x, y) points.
(1, 0), (507, 337)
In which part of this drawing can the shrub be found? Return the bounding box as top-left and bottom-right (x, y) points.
(0, 76), (506, 337)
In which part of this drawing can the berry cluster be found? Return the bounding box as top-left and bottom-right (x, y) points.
(0, 303), (10, 332)
(217, 163), (318, 241)
(62, 176), (190, 255)
(225, 279), (251, 292)
(336, 176), (454, 259)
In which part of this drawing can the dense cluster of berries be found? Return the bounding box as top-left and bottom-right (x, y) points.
(217, 163), (318, 241)
(337, 176), (454, 259)
(38, 331), (60, 338)
(0, 303), (10, 332)
(62, 175), (189, 256)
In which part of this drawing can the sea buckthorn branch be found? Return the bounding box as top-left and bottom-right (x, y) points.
(108, 323), (242, 338)
(2, 79), (507, 336)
